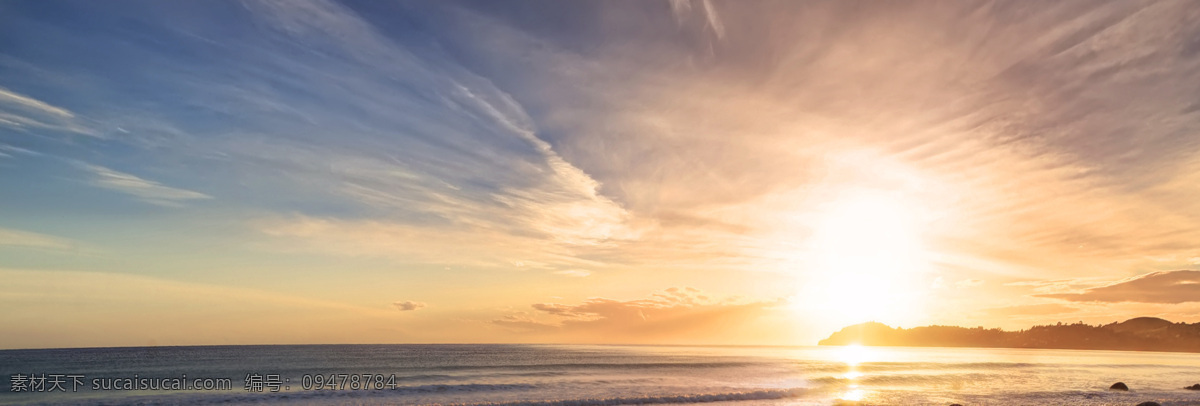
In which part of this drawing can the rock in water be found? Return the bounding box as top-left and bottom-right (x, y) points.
(1109, 382), (1129, 391)
(1186, 383), (1200, 390)
(1135, 402), (1161, 406)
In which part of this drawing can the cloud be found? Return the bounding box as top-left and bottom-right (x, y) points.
(983, 303), (1077, 317)
(470, 0), (1200, 280)
(81, 164), (211, 207)
(492, 288), (787, 343)
(22, 0), (1198, 282)
(491, 312), (558, 332)
(1038, 270), (1200, 304)
(216, 0), (640, 261)
(0, 227), (77, 251)
(0, 86), (92, 135)
(699, 0), (725, 39)
(253, 214), (612, 270)
(393, 301), (427, 311)
(0, 87), (73, 118)
(956, 279), (985, 288)
(667, 0), (725, 40)
(553, 269), (591, 277)
(1003, 278), (1101, 295)
(0, 144), (40, 159)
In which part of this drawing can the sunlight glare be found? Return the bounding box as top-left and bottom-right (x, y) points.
(799, 188), (932, 327)
(837, 343), (874, 366)
(840, 387), (866, 402)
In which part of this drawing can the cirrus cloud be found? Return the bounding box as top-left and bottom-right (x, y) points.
(1037, 270), (1200, 304)
(81, 164), (211, 207)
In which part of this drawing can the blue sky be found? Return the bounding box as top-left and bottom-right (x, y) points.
(2, 0), (1200, 349)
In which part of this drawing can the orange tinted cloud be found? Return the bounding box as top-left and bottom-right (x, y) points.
(393, 301), (427, 311)
(492, 288), (790, 344)
(1038, 271), (1200, 304)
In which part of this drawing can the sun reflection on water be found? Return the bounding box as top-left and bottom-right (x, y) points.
(835, 345), (875, 403)
(838, 344), (875, 366)
(839, 386), (866, 401)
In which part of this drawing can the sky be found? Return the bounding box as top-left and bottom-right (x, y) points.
(1, 0), (1199, 349)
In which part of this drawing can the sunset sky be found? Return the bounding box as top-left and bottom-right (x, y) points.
(2, 0), (1199, 349)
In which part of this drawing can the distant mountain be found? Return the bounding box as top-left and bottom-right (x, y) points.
(819, 318), (1200, 353)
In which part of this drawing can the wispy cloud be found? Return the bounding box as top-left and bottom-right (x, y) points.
(0, 87), (73, 118)
(492, 288), (787, 343)
(82, 164), (211, 207)
(452, 0), (1200, 283)
(0, 227), (77, 251)
(983, 303), (1078, 317)
(168, 0), (655, 269)
(956, 279), (986, 288)
(553, 269), (591, 277)
(1038, 270), (1200, 304)
(0, 144), (40, 158)
(667, 0), (725, 40)
(0, 86), (92, 135)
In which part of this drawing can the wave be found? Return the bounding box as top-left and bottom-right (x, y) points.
(395, 370), (577, 382)
(810, 372), (1000, 386)
(438, 387), (810, 406)
(843, 362), (1039, 372)
(392, 383), (543, 393)
(32, 386), (809, 406)
(396, 361), (770, 372)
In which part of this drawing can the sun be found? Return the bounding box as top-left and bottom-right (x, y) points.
(797, 189), (931, 327)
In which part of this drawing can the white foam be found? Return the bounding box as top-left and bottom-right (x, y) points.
(444, 388), (809, 406)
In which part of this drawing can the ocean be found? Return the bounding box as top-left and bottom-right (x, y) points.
(2, 344), (1199, 405)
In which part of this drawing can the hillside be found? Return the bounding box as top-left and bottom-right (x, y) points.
(819, 318), (1200, 353)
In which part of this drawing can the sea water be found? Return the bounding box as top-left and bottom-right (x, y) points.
(2, 344), (1199, 405)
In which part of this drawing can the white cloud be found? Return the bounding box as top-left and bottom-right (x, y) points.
(0, 87), (73, 118)
(0, 87), (93, 135)
(82, 164), (211, 206)
(0, 144), (39, 158)
(0, 227), (77, 251)
(227, 0), (638, 263)
(667, 0), (725, 39)
(956, 279), (985, 288)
